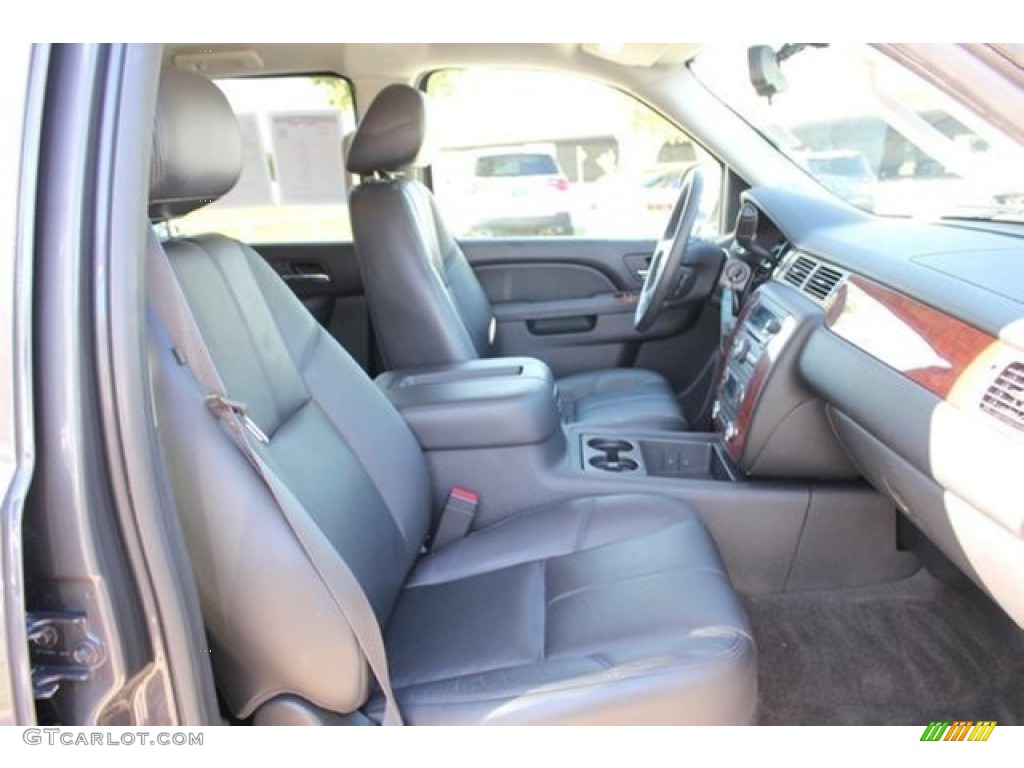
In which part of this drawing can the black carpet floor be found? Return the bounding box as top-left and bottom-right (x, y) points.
(745, 570), (1024, 725)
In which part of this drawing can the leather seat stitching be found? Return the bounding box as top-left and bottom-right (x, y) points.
(545, 564), (728, 609)
(414, 517), (705, 590)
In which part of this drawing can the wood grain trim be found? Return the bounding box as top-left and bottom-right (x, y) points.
(723, 347), (775, 464)
(828, 275), (997, 400)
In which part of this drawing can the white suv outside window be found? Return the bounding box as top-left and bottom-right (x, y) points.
(463, 148), (574, 236)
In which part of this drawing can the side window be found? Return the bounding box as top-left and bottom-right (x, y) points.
(424, 69), (722, 240)
(174, 75), (356, 243)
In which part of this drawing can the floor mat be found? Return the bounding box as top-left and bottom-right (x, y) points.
(746, 570), (1024, 725)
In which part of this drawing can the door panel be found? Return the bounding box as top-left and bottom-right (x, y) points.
(475, 262), (616, 302)
(464, 238), (653, 293)
(254, 242), (378, 375)
(461, 238), (722, 399)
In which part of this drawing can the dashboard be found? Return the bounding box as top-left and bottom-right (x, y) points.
(718, 186), (1024, 629)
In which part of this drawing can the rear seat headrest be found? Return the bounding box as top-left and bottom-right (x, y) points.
(149, 68), (242, 220)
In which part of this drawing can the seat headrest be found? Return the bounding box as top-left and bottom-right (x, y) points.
(149, 69), (242, 220)
(346, 84), (431, 176)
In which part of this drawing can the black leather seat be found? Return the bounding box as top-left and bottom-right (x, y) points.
(346, 84), (687, 432)
(148, 69), (756, 725)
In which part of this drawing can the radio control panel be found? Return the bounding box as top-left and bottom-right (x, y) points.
(714, 295), (794, 464)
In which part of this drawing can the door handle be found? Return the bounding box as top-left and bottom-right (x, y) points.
(282, 273), (330, 285)
(624, 252), (654, 284)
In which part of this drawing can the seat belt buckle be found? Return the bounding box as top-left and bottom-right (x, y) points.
(430, 486), (479, 551)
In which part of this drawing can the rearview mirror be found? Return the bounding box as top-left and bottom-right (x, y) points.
(748, 45), (788, 99)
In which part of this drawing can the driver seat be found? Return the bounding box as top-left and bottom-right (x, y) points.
(347, 84), (687, 432)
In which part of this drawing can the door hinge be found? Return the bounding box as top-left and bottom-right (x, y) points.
(26, 611), (106, 700)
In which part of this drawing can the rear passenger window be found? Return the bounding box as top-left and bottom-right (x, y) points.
(174, 75), (356, 243)
(423, 68), (722, 240)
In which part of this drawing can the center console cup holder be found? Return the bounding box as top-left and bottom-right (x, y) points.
(588, 456), (639, 472)
(582, 434), (735, 480)
(587, 438), (634, 453)
(586, 438), (640, 473)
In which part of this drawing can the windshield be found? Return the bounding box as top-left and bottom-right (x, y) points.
(691, 44), (1024, 222)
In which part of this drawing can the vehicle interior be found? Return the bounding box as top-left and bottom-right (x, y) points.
(11, 43), (1024, 727)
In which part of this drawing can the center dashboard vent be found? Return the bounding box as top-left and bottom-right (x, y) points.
(805, 265), (844, 301)
(980, 362), (1024, 430)
(781, 253), (846, 303)
(783, 255), (815, 288)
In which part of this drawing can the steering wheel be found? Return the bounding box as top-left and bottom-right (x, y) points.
(633, 165), (705, 332)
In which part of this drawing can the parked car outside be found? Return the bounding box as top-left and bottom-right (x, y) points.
(465, 149), (574, 236)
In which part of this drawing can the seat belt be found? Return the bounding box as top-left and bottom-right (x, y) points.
(431, 486), (480, 551)
(146, 230), (403, 726)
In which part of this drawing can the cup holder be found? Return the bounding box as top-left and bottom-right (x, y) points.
(589, 456), (639, 472)
(586, 438), (634, 453)
(586, 437), (640, 473)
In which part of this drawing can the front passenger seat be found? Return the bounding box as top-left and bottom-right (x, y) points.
(148, 68), (755, 725)
(347, 84), (688, 432)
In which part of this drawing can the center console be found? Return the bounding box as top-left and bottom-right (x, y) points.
(581, 434), (736, 480)
(711, 282), (859, 478)
(375, 357), (560, 450)
(374, 282), (856, 533)
(373, 283), (881, 597)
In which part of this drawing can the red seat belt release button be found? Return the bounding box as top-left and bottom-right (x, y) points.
(431, 486), (480, 551)
(450, 486), (479, 505)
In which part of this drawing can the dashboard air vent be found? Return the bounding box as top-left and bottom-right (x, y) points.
(784, 255), (815, 288)
(804, 265), (844, 301)
(980, 362), (1024, 430)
